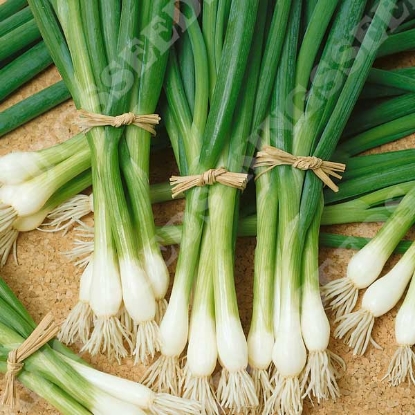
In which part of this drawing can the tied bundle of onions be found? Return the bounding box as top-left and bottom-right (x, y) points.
(258, 0), (398, 413)
(0, 276), (200, 415)
(142, 0), (261, 404)
(28, 0), (175, 363)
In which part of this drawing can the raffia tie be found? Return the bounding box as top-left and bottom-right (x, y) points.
(170, 168), (248, 198)
(254, 146), (346, 192)
(78, 109), (161, 135)
(2, 313), (59, 409)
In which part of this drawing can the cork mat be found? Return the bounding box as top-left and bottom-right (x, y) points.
(1, 53), (415, 414)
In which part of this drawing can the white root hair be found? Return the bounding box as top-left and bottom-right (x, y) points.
(264, 372), (302, 415)
(142, 355), (183, 396)
(155, 298), (168, 325)
(81, 316), (132, 363)
(0, 228), (18, 267)
(58, 301), (93, 345)
(334, 309), (382, 355)
(64, 223), (94, 267)
(182, 364), (219, 415)
(216, 368), (258, 414)
(300, 350), (345, 403)
(149, 392), (202, 415)
(250, 367), (273, 413)
(132, 320), (161, 365)
(120, 307), (134, 335)
(0, 204), (17, 234)
(41, 194), (93, 234)
(321, 277), (359, 319)
(383, 345), (415, 386)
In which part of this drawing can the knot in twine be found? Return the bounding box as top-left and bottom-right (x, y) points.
(78, 109), (161, 135)
(254, 146), (346, 192)
(170, 168), (248, 198)
(2, 313), (59, 409)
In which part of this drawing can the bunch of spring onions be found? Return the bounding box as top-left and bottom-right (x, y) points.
(142, 2), (261, 411)
(249, 1), (398, 414)
(27, 0), (177, 363)
(0, 276), (200, 415)
(0, 134), (91, 266)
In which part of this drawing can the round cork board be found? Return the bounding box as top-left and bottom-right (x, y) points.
(1, 53), (415, 414)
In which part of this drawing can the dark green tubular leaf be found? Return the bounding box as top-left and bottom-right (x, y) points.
(227, 0), (269, 173)
(177, 30), (196, 114)
(339, 149), (415, 180)
(27, 0), (79, 102)
(214, 0), (231, 71)
(198, 0), (260, 170)
(248, 0), (291, 156)
(80, 0), (108, 112)
(325, 164), (415, 204)
(359, 82), (407, 99)
(0, 81), (70, 137)
(392, 0), (415, 26)
(293, 0), (341, 120)
(394, 17), (415, 33)
(295, 0), (367, 157)
(163, 48), (194, 163)
(0, 41), (52, 102)
(299, 0), (398, 236)
(344, 92), (415, 137)
(336, 112), (415, 157)
(164, 2), (208, 167)
(0, 295), (34, 337)
(179, 2), (209, 148)
(0, 6), (32, 37)
(367, 67), (415, 93)
(0, 278), (35, 330)
(304, 0), (319, 26)
(202, 0), (218, 99)
(99, 0), (120, 64)
(393, 66), (415, 77)
(321, 205), (394, 225)
(0, 0), (27, 22)
(102, 0), (139, 118)
(319, 233), (413, 254)
(130, 0), (174, 163)
(0, 18), (40, 62)
(161, 100), (186, 173)
(377, 27), (415, 57)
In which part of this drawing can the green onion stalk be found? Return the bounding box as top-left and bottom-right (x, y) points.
(300, 196), (346, 402)
(143, 0), (260, 400)
(0, 277), (201, 415)
(28, 0), (173, 362)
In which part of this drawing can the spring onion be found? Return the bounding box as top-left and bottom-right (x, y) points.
(335, 239), (415, 355)
(323, 184), (415, 318)
(384, 270), (415, 386)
